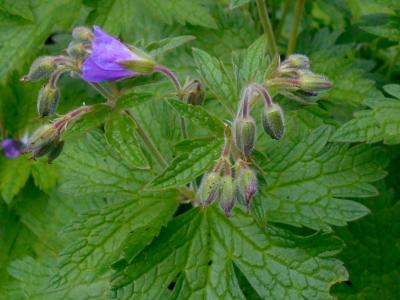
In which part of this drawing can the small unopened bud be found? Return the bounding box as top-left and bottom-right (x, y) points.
(219, 175), (235, 217)
(31, 139), (64, 163)
(298, 70), (332, 92)
(262, 103), (285, 140)
(72, 26), (94, 42)
(47, 140), (64, 163)
(236, 167), (257, 211)
(198, 172), (221, 206)
(233, 117), (256, 158)
(67, 41), (90, 60)
(37, 84), (60, 117)
(280, 54), (310, 70)
(187, 80), (205, 106)
(21, 56), (57, 82)
(27, 124), (58, 152)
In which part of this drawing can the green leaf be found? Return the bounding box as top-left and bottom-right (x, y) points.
(105, 113), (149, 170)
(383, 84), (400, 99)
(0, 156), (31, 205)
(148, 137), (223, 190)
(167, 99), (225, 135)
(230, 0), (252, 9)
(111, 207), (348, 299)
(332, 188), (400, 299)
(253, 123), (386, 230)
(360, 13), (400, 42)
(53, 192), (178, 287)
(147, 35), (196, 58)
(0, 0), (81, 82)
(58, 131), (152, 202)
(332, 96), (400, 145)
(0, 0), (34, 21)
(192, 48), (237, 114)
(31, 160), (59, 194)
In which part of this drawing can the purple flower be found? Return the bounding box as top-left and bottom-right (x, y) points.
(1, 139), (25, 159)
(82, 26), (154, 82)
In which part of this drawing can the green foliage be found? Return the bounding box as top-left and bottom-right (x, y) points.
(0, 1), (399, 299)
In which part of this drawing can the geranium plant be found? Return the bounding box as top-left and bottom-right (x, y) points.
(0, 1), (399, 299)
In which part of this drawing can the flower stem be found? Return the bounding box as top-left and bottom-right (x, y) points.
(154, 65), (188, 139)
(287, 0), (306, 55)
(275, 0), (291, 40)
(256, 0), (278, 59)
(123, 109), (168, 169)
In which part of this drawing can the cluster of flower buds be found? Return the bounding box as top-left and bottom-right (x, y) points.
(233, 84), (285, 160)
(197, 129), (258, 216)
(21, 27), (95, 118)
(265, 54), (332, 102)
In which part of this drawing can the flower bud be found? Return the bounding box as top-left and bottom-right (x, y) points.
(233, 116), (256, 158)
(72, 26), (94, 42)
(67, 41), (90, 60)
(187, 80), (205, 106)
(198, 172), (221, 206)
(27, 124), (58, 152)
(236, 167), (257, 211)
(262, 103), (285, 140)
(280, 54), (310, 70)
(298, 70), (332, 92)
(37, 84), (60, 117)
(21, 56), (57, 82)
(219, 175), (235, 217)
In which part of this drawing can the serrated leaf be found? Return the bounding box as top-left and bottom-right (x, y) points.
(253, 123), (386, 230)
(192, 48), (237, 114)
(383, 84), (400, 99)
(105, 114), (149, 170)
(111, 207), (348, 299)
(332, 96), (400, 145)
(149, 137), (223, 190)
(0, 0), (81, 82)
(53, 191), (177, 287)
(332, 188), (400, 299)
(58, 131), (152, 202)
(167, 99), (225, 135)
(147, 35), (196, 58)
(31, 160), (59, 194)
(0, 156), (31, 205)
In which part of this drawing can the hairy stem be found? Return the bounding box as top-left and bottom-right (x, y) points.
(124, 109), (168, 169)
(256, 0), (278, 59)
(287, 0), (306, 55)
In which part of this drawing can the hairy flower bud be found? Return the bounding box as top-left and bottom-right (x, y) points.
(187, 80), (205, 106)
(67, 41), (90, 60)
(236, 167), (258, 211)
(37, 84), (60, 117)
(298, 70), (332, 92)
(219, 175), (235, 217)
(27, 124), (58, 152)
(280, 54), (310, 70)
(21, 56), (57, 82)
(262, 103), (285, 140)
(72, 26), (94, 42)
(198, 172), (221, 206)
(233, 116), (256, 158)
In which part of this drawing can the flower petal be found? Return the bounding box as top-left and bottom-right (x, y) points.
(82, 56), (137, 82)
(90, 26), (140, 71)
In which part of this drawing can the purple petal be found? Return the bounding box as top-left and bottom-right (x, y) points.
(1, 139), (24, 159)
(82, 56), (137, 83)
(91, 26), (139, 71)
